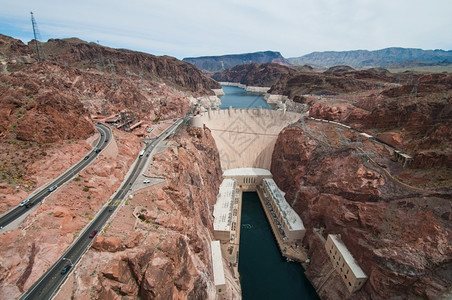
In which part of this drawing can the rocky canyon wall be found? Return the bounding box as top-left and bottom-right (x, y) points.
(270, 124), (452, 299)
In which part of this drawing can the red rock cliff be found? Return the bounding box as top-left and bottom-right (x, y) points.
(271, 124), (452, 299)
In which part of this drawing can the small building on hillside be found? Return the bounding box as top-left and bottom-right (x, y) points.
(325, 234), (368, 293)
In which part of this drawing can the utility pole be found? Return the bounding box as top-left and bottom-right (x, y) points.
(30, 12), (44, 61)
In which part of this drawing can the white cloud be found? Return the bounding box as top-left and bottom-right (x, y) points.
(0, 0), (451, 59)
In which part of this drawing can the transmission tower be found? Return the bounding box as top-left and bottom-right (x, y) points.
(409, 80), (418, 100)
(30, 12), (45, 61)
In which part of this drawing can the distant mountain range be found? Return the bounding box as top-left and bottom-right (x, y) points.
(288, 47), (452, 68)
(183, 48), (452, 72)
(182, 51), (288, 72)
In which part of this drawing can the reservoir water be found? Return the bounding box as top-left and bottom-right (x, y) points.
(219, 85), (271, 109)
(239, 192), (319, 300)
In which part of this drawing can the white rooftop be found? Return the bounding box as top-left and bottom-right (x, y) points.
(359, 132), (373, 138)
(223, 168), (272, 177)
(399, 153), (413, 159)
(329, 234), (367, 279)
(211, 241), (226, 286)
(263, 178), (304, 231)
(213, 179), (236, 232)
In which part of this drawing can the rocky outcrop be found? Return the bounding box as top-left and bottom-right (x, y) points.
(324, 65), (356, 74)
(287, 70), (452, 169)
(309, 101), (369, 126)
(54, 126), (240, 299)
(212, 62), (298, 87)
(0, 66), (95, 143)
(271, 125), (452, 299)
(0, 34), (34, 71)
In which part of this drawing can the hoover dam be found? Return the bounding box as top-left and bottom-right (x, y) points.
(191, 108), (302, 170)
(191, 86), (319, 299)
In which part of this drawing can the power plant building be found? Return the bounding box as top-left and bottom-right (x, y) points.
(261, 178), (305, 242)
(223, 168), (272, 191)
(325, 234), (368, 293)
(213, 179), (239, 241)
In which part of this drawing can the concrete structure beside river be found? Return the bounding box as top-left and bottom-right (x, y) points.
(261, 178), (305, 243)
(213, 179), (239, 242)
(211, 168), (308, 295)
(325, 234), (368, 293)
(211, 241), (226, 295)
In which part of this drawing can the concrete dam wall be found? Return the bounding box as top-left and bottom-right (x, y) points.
(191, 108), (302, 170)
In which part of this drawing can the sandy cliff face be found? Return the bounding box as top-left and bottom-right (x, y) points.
(54, 127), (239, 300)
(271, 125), (452, 299)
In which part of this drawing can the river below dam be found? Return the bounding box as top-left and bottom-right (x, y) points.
(239, 192), (319, 300)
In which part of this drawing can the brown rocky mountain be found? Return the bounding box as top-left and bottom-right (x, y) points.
(211, 62), (299, 87)
(0, 34), (228, 299)
(0, 34), (222, 190)
(0, 34), (33, 68)
(0, 35), (220, 95)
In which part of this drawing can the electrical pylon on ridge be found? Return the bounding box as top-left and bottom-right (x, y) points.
(30, 12), (45, 61)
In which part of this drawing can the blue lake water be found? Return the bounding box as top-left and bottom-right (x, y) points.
(219, 85), (271, 109)
(238, 192), (319, 300)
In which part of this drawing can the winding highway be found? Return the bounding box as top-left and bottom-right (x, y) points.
(0, 123), (110, 229)
(20, 117), (186, 300)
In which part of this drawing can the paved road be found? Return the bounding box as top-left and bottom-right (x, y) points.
(0, 123), (111, 229)
(20, 117), (186, 300)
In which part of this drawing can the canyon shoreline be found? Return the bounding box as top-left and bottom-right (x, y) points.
(218, 81), (290, 105)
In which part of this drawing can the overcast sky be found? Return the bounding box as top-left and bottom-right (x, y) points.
(1, 0), (451, 59)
